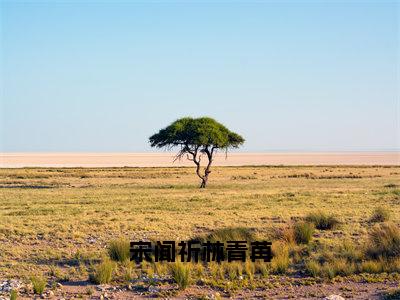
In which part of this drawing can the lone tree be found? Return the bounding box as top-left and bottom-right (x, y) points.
(149, 117), (245, 188)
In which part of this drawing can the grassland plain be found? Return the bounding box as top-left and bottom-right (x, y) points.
(0, 166), (399, 299)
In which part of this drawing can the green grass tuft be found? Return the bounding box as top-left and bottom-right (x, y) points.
(306, 211), (340, 230)
(366, 223), (400, 259)
(31, 276), (46, 294)
(108, 238), (130, 262)
(170, 262), (191, 290)
(9, 289), (18, 300)
(305, 260), (321, 277)
(89, 259), (115, 284)
(370, 206), (391, 223)
(294, 221), (314, 244)
(197, 227), (256, 243)
(271, 241), (290, 274)
(359, 260), (383, 274)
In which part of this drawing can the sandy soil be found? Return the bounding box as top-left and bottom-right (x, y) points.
(1, 152), (399, 168)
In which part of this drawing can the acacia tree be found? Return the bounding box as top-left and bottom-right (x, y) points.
(149, 117), (245, 188)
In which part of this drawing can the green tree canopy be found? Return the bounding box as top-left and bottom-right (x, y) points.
(149, 117), (244, 149)
(149, 117), (245, 188)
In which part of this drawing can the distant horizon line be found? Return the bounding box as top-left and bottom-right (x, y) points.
(2, 150), (400, 154)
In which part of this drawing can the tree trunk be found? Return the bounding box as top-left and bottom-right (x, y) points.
(188, 145), (214, 189)
(200, 175), (208, 188)
(198, 147), (214, 188)
(195, 160), (205, 188)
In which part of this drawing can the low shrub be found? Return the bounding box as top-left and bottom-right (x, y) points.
(366, 223), (400, 259)
(31, 276), (46, 294)
(306, 211), (340, 230)
(294, 222), (314, 244)
(89, 260), (115, 284)
(170, 262), (190, 290)
(369, 207), (390, 223)
(108, 238), (130, 262)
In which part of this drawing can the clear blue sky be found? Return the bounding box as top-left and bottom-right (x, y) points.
(1, 1), (399, 152)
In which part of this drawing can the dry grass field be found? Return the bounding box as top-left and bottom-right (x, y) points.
(0, 166), (399, 299)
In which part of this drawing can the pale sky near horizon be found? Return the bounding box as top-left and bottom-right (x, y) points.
(1, 1), (399, 152)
